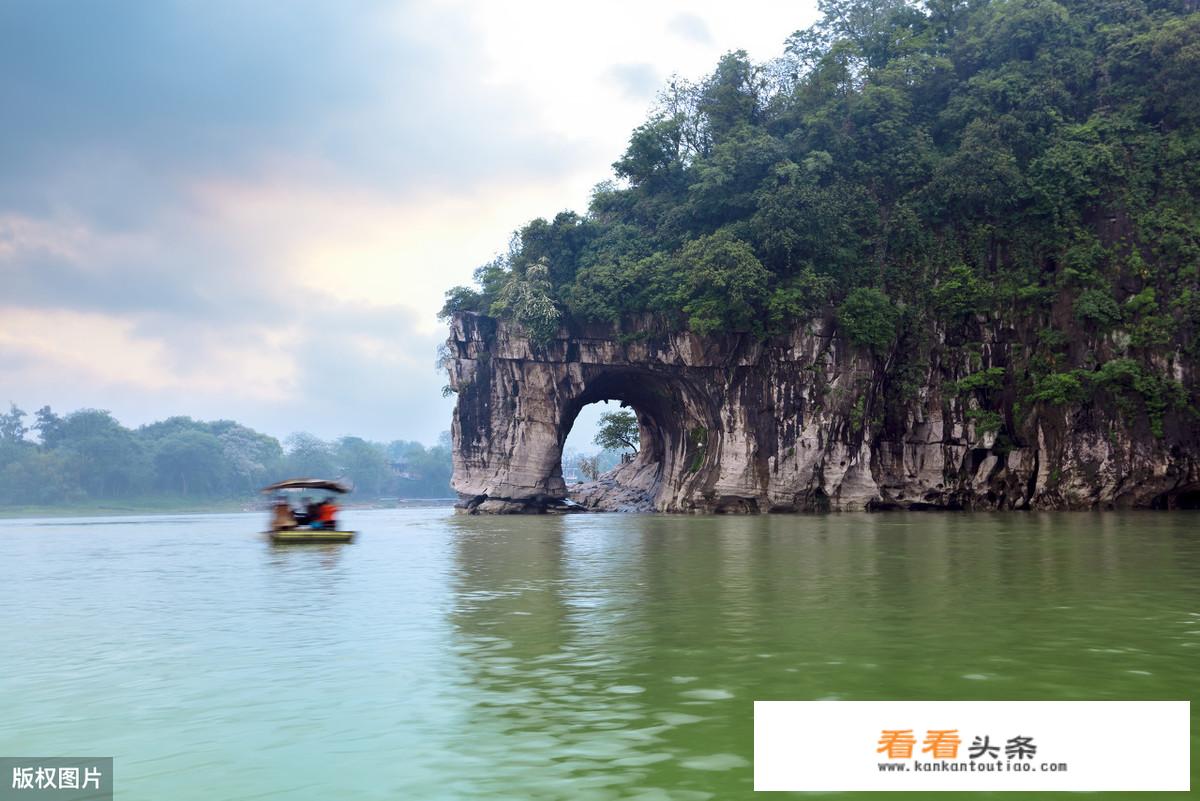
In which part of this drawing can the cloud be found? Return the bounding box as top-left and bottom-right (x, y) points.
(0, 299), (455, 443)
(606, 63), (663, 100)
(0, 0), (822, 443)
(667, 13), (714, 44)
(0, 1), (584, 209)
(0, 306), (294, 400)
(271, 303), (456, 442)
(0, 0), (580, 442)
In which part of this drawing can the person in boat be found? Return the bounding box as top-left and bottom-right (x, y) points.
(293, 496), (314, 526)
(270, 497), (296, 531)
(316, 498), (338, 530)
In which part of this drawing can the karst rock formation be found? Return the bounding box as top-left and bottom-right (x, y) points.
(445, 312), (1199, 513)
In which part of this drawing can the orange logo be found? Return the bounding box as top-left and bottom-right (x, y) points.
(876, 729), (918, 758)
(922, 729), (962, 759)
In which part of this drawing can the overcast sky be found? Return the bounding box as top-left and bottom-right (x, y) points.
(0, 0), (819, 445)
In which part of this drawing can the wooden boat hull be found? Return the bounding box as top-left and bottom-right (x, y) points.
(269, 529), (355, 544)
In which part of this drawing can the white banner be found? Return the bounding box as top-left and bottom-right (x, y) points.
(754, 700), (1190, 792)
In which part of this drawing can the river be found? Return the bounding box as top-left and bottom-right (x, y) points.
(2, 509), (1197, 799)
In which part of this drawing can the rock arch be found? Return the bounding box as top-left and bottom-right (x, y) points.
(556, 368), (715, 511)
(447, 315), (719, 512)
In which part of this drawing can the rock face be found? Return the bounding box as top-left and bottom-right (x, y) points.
(445, 312), (1200, 513)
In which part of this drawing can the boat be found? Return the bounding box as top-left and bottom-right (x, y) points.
(267, 528), (355, 544)
(262, 478), (356, 544)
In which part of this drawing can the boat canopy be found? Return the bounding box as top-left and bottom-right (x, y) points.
(261, 478), (352, 494)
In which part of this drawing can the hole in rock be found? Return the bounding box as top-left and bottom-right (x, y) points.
(556, 370), (683, 509)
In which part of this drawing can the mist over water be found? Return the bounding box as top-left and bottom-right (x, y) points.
(2, 509), (1197, 799)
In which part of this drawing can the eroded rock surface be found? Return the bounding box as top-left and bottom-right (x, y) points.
(446, 312), (1199, 513)
(568, 460), (657, 513)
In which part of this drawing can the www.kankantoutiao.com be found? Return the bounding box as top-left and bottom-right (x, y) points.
(879, 761), (1070, 773)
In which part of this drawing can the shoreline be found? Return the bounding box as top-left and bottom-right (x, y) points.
(0, 498), (458, 520)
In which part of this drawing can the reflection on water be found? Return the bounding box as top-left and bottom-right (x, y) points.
(1, 510), (1197, 800)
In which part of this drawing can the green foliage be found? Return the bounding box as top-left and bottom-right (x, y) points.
(490, 258), (562, 344)
(1123, 287), (1174, 347)
(33, 406), (62, 447)
(0, 405), (454, 506)
(282, 432), (336, 478)
(965, 408), (1003, 435)
(1027, 360), (1187, 437)
(153, 430), (227, 495)
(387, 434), (454, 498)
(1029, 372), (1084, 406)
(0, 403), (28, 444)
(335, 437), (392, 497)
(1124, 287), (1157, 316)
(848, 395), (866, 433)
(593, 410), (640, 453)
(0, 449), (79, 505)
(1129, 313), (1174, 348)
(952, 367), (1006, 396)
(439, 285), (486, 319)
(837, 287), (898, 351)
(447, 1), (1200, 350)
(932, 265), (992, 323)
(1073, 288), (1122, 329)
(440, 0), (1200, 435)
(1087, 358), (1186, 438)
(614, 115), (691, 190)
(767, 268), (835, 332)
(1038, 328), (1069, 350)
(676, 231), (771, 336)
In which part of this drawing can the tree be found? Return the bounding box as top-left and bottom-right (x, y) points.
(33, 406), (62, 447)
(152, 430), (227, 496)
(215, 423), (283, 491)
(932, 264), (992, 323)
(490, 258), (562, 344)
(54, 409), (149, 498)
(814, 0), (917, 70)
(579, 454), (601, 481)
(0, 406), (381, 507)
(0, 403), (28, 444)
(677, 230), (771, 335)
(335, 437), (391, 496)
(283, 433), (336, 479)
(594, 410), (640, 453)
(698, 50), (763, 140)
(0, 450), (77, 505)
(614, 114), (691, 190)
(837, 287), (899, 351)
(386, 435), (453, 498)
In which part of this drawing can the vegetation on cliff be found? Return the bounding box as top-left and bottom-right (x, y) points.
(443, 0), (1199, 444)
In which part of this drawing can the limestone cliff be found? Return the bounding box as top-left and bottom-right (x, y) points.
(446, 312), (1199, 513)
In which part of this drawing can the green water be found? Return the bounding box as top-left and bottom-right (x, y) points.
(1, 510), (1196, 799)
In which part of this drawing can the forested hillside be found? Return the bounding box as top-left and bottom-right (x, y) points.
(443, 0), (1200, 442)
(0, 405), (452, 507)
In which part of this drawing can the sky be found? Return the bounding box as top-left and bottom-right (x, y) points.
(0, 0), (819, 446)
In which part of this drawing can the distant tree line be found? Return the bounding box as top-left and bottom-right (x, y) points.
(0, 404), (453, 506)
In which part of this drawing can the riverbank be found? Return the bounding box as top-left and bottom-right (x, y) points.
(0, 497), (254, 519)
